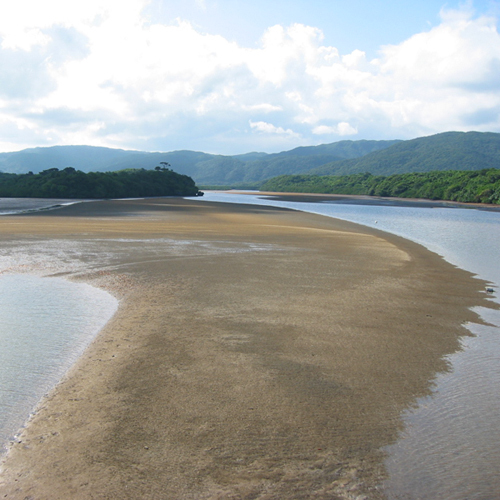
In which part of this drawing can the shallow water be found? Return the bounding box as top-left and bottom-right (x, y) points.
(0, 274), (118, 453)
(0, 197), (80, 215)
(383, 307), (500, 500)
(197, 192), (500, 500)
(1, 195), (499, 497)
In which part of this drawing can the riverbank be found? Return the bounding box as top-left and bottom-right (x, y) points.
(0, 198), (491, 499)
(253, 190), (500, 211)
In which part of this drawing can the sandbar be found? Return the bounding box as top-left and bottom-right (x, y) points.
(0, 197), (490, 499)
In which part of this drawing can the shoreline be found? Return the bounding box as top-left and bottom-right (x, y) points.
(224, 190), (500, 212)
(0, 198), (493, 499)
(0, 274), (119, 456)
(3, 190), (500, 219)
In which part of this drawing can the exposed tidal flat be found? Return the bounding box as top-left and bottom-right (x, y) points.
(0, 196), (497, 499)
(0, 197), (81, 215)
(201, 192), (500, 499)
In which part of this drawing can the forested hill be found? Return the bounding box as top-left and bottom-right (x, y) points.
(0, 132), (499, 186)
(0, 167), (202, 199)
(0, 146), (238, 180)
(228, 139), (401, 183)
(260, 169), (500, 205)
(310, 132), (500, 176)
(0, 140), (399, 185)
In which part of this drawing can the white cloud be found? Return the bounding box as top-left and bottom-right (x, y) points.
(249, 120), (299, 137)
(370, 9), (500, 132)
(377, 10), (499, 86)
(0, 2), (499, 153)
(242, 103), (283, 113)
(337, 122), (358, 136)
(1, 28), (51, 51)
(312, 125), (337, 135)
(313, 122), (357, 136)
(341, 49), (367, 68)
(0, 0), (143, 49)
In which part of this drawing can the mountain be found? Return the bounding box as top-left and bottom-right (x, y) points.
(0, 146), (245, 182)
(233, 152), (269, 162)
(310, 131), (500, 176)
(0, 146), (139, 174)
(1, 132), (499, 186)
(0, 140), (398, 185)
(233, 140), (400, 183)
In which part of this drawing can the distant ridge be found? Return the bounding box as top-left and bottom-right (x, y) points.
(0, 132), (499, 186)
(310, 132), (500, 176)
(0, 140), (400, 185)
(229, 139), (400, 184)
(0, 145), (139, 174)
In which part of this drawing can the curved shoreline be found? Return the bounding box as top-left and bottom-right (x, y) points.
(0, 198), (492, 499)
(256, 191), (500, 212)
(0, 275), (118, 455)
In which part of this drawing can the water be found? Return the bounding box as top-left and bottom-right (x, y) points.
(0, 275), (118, 454)
(1, 194), (499, 497)
(384, 312), (500, 500)
(0, 197), (80, 215)
(196, 192), (500, 500)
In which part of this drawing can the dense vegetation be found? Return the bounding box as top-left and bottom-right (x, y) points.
(1, 132), (499, 186)
(232, 139), (400, 184)
(260, 169), (500, 204)
(0, 166), (202, 199)
(311, 132), (500, 177)
(0, 140), (400, 185)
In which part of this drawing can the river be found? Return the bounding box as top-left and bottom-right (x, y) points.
(1, 194), (499, 498)
(197, 191), (500, 500)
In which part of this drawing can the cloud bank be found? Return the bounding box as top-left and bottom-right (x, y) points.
(1, 0), (499, 153)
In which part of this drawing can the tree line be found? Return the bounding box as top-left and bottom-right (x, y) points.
(260, 169), (500, 204)
(0, 166), (203, 199)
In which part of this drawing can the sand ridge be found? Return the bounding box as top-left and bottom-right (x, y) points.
(0, 198), (491, 499)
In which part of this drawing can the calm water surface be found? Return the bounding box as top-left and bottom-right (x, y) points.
(198, 192), (500, 500)
(0, 274), (117, 454)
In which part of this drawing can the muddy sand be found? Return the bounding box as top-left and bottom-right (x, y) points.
(0, 197), (490, 499)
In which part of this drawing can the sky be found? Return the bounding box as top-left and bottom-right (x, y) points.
(1, 0), (500, 155)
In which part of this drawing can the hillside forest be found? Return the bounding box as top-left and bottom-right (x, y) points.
(0, 131), (498, 187)
(0, 166), (202, 199)
(0, 131), (499, 204)
(260, 169), (500, 205)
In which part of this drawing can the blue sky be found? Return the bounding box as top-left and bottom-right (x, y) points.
(147, 0), (498, 55)
(1, 0), (499, 154)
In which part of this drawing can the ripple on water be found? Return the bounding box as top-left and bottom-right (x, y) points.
(383, 306), (500, 500)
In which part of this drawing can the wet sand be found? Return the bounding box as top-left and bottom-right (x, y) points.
(0, 197), (491, 499)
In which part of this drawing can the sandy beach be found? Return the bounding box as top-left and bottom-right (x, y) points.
(0, 197), (491, 499)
